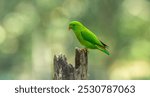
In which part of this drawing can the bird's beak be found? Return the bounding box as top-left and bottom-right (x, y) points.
(68, 26), (71, 30)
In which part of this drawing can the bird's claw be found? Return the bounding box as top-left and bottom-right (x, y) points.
(81, 48), (88, 53)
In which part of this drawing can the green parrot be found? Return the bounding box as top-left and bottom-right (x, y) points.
(69, 21), (109, 55)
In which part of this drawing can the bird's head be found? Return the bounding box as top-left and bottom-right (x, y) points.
(69, 21), (83, 31)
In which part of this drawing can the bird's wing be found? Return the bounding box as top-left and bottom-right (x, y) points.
(81, 29), (104, 47)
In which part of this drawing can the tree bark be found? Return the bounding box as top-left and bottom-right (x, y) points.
(75, 48), (88, 80)
(53, 48), (88, 80)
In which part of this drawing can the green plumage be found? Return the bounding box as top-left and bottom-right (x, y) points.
(69, 21), (110, 55)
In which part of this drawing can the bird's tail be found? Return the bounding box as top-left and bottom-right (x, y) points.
(96, 45), (110, 55)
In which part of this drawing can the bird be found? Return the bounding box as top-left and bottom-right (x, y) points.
(69, 21), (109, 55)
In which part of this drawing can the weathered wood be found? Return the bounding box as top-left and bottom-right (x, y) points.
(53, 54), (74, 80)
(75, 48), (88, 80)
(53, 48), (88, 80)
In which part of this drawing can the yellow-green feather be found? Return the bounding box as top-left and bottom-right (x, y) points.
(69, 21), (109, 55)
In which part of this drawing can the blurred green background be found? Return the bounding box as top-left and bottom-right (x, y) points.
(0, 0), (150, 80)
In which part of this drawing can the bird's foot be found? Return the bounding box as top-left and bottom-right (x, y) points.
(81, 48), (88, 53)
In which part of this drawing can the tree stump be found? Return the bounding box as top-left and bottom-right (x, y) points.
(53, 48), (88, 80)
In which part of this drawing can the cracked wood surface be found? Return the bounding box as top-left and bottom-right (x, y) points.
(53, 48), (88, 80)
